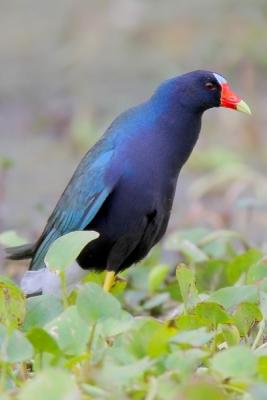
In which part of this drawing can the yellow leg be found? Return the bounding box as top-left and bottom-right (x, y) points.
(103, 271), (116, 292)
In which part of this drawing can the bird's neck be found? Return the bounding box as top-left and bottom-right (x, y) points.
(151, 102), (203, 173)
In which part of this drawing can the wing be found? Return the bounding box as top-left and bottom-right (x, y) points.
(31, 140), (118, 270)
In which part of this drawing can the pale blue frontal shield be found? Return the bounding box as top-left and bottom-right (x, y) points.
(213, 73), (227, 85)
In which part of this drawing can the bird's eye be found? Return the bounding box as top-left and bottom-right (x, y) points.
(205, 82), (216, 91)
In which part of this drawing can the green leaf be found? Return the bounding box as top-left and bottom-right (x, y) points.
(249, 383), (267, 400)
(177, 240), (208, 263)
(46, 306), (89, 356)
(155, 372), (187, 400)
(148, 264), (169, 293)
(199, 229), (246, 259)
(209, 285), (258, 309)
(0, 157), (13, 170)
(22, 295), (63, 331)
(77, 283), (121, 323)
(247, 262), (267, 283)
(195, 259), (228, 292)
(201, 240), (230, 259)
(0, 324), (33, 363)
(189, 147), (242, 170)
(216, 324), (240, 347)
(176, 265), (198, 311)
(83, 271), (105, 285)
(127, 318), (162, 358)
(192, 302), (231, 329)
(258, 356), (267, 380)
(165, 281), (182, 301)
(226, 249), (262, 284)
(100, 311), (134, 337)
(0, 230), (27, 246)
(165, 349), (208, 378)
(210, 345), (257, 379)
(18, 368), (80, 400)
(0, 276), (25, 328)
(0, 394), (10, 400)
(259, 290), (267, 320)
(96, 358), (152, 390)
(146, 323), (176, 357)
(27, 327), (60, 355)
(165, 228), (210, 248)
(176, 314), (206, 331)
(82, 384), (108, 398)
(171, 327), (215, 347)
(45, 230), (99, 273)
(143, 292), (170, 310)
(199, 229), (246, 248)
(233, 303), (262, 337)
(182, 381), (226, 400)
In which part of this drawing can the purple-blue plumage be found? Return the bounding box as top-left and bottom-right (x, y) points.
(6, 70), (250, 294)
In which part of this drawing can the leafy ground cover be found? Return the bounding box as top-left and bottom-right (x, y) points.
(0, 228), (267, 399)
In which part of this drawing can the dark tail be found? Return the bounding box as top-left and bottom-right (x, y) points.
(5, 243), (35, 260)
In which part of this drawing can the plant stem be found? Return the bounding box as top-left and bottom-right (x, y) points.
(34, 352), (43, 372)
(252, 319), (265, 350)
(222, 383), (246, 394)
(60, 272), (68, 309)
(145, 377), (158, 400)
(81, 323), (97, 381)
(19, 362), (28, 381)
(87, 323), (97, 355)
(0, 362), (8, 393)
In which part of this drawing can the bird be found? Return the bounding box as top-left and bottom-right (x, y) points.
(6, 70), (251, 295)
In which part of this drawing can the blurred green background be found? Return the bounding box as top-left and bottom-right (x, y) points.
(1, 0), (267, 248)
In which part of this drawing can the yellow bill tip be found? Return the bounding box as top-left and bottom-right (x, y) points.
(236, 100), (252, 115)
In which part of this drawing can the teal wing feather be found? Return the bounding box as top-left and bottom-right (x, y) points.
(31, 142), (117, 270)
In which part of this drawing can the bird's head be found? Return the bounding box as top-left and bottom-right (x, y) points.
(153, 70), (251, 115)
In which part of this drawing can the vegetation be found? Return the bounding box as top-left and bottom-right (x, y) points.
(0, 227), (267, 399)
(0, 3), (266, 399)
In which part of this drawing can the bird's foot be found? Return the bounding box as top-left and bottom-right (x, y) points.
(103, 271), (127, 292)
(103, 271), (116, 292)
(114, 275), (127, 284)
